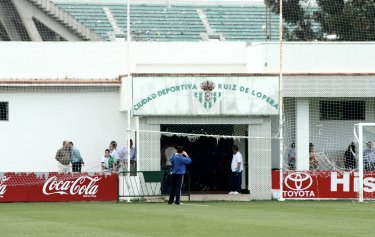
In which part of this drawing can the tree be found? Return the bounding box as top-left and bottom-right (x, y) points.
(265, 0), (317, 41)
(265, 0), (375, 41)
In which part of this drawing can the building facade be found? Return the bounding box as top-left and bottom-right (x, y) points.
(1, 41), (374, 199)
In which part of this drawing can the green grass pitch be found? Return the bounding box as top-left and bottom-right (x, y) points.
(1, 201), (374, 237)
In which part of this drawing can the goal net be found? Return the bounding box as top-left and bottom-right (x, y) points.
(283, 98), (366, 173)
(0, 0), (374, 202)
(276, 0), (375, 201)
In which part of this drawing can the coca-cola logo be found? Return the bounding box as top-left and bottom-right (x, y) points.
(43, 176), (101, 197)
(0, 176), (10, 197)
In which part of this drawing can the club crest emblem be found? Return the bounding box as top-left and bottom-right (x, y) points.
(194, 80), (222, 109)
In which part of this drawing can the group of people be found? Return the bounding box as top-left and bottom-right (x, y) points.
(167, 144), (243, 205)
(55, 140), (84, 173)
(363, 141), (375, 170)
(287, 142), (318, 170)
(55, 138), (245, 201)
(287, 140), (375, 171)
(336, 141), (375, 170)
(101, 139), (136, 172)
(55, 139), (136, 173)
(343, 141), (375, 170)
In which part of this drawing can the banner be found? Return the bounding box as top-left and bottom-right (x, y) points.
(132, 76), (279, 116)
(0, 172), (118, 202)
(272, 170), (375, 199)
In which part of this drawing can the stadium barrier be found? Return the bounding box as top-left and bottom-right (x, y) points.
(118, 171), (190, 201)
(272, 170), (375, 199)
(0, 172), (118, 203)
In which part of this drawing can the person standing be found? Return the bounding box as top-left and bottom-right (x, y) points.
(229, 145), (243, 195)
(101, 149), (115, 172)
(109, 141), (120, 171)
(168, 146), (192, 205)
(364, 141), (375, 170)
(164, 142), (177, 168)
(344, 143), (356, 170)
(119, 139), (136, 173)
(70, 141), (84, 172)
(287, 143), (296, 170)
(309, 143), (318, 170)
(55, 140), (71, 173)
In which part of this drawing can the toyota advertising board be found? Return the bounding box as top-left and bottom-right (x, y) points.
(272, 170), (375, 199)
(0, 172), (118, 202)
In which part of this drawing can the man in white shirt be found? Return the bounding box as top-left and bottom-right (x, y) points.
(229, 145), (243, 195)
(164, 143), (177, 167)
(109, 141), (120, 171)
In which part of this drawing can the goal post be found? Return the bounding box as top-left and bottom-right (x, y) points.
(354, 123), (375, 203)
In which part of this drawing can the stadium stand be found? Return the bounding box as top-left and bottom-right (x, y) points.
(0, 0), (280, 42)
(203, 5), (279, 41)
(0, 0), (320, 42)
(56, 3), (279, 42)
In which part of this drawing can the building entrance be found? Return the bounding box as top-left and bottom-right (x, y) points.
(160, 124), (247, 193)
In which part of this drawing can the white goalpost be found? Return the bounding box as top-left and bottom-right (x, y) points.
(354, 123), (375, 203)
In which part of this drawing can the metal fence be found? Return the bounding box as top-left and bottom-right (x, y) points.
(118, 171), (190, 201)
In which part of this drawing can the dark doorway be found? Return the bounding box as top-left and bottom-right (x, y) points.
(161, 124), (238, 193)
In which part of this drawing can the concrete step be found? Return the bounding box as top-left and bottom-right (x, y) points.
(185, 194), (252, 201)
(120, 194), (252, 203)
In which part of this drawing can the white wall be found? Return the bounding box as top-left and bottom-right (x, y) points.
(133, 42), (246, 73)
(0, 42), (246, 80)
(1, 42), (375, 81)
(0, 42), (128, 79)
(247, 42), (375, 73)
(0, 87), (129, 172)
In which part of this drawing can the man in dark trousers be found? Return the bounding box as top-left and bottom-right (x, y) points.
(168, 146), (192, 205)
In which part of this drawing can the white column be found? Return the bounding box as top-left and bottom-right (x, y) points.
(296, 99), (310, 170)
(138, 118), (161, 171)
(249, 117), (272, 200)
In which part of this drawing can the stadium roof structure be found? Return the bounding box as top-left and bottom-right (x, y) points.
(0, 0), (102, 41)
(0, 0), (280, 42)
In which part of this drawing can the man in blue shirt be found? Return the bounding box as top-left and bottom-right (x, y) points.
(168, 146), (192, 205)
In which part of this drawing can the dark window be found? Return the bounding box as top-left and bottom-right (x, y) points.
(0, 102), (8, 121)
(320, 101), (365, 120)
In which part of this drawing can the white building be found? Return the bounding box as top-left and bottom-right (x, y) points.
(0, 41), (374, 199)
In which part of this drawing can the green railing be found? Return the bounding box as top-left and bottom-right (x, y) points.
(118, 171), (190, 201)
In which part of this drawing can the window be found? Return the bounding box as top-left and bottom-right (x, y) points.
(0, 102), (8, 121)
(320, 101), (365, 120)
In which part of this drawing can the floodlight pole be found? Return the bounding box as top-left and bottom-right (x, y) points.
(126, 0), (131, 203)
(278, 0), (285, 201)
(358, 124), (364, 202)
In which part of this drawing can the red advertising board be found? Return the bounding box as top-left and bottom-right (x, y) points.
(0, 172), (118, 202)
(272, 170), (375, 199)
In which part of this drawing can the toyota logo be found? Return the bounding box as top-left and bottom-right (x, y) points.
(285, 172), (313, 191)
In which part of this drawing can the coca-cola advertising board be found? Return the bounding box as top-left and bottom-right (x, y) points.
(272, 170), (375, 199)
(0, 172), (118, 202)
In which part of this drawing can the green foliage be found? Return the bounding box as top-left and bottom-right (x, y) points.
(265, 0), (375, 41)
